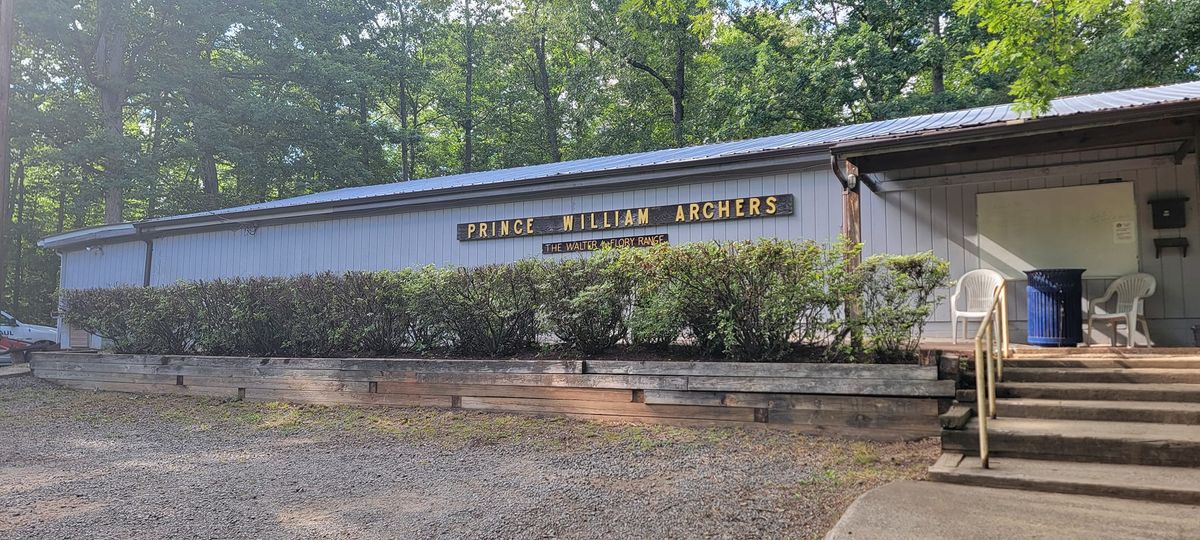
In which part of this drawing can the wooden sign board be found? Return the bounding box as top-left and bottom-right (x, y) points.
(458, 194), (793, 241)
(542, 234), (668, 254)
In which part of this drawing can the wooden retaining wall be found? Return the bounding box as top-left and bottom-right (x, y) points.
(28, 352), (955, 440)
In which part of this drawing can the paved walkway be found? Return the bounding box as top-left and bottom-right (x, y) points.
(826, 481), (1200, 540)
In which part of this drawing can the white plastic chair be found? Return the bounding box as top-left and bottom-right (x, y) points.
(951, 269), (1006, 344)
(1087, 273), (1156, 348)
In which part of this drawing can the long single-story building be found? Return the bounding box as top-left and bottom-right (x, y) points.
(41, 82), (1200, 347)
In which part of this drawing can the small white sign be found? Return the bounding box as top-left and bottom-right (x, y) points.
(1113, 220), (1135, 244)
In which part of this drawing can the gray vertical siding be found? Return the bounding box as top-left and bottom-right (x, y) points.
(54, 147), (1200, 345)
(146, 170), (841, 284)
(865, 145), (1200, 345)
(58, 241), (146, 349)
(59, 241), (146, 290)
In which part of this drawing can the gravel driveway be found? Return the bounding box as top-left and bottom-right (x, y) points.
(0, 375), (936, 539)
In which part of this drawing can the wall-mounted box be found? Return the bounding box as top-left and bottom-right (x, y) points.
(1149, 197), (1188, 229)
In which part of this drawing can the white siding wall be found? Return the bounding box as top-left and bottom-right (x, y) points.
(60, 241), (145, 289)
(147, 170), (841, 283)
(58, 240), (146, 348)
(864, 145), (1200, 345)
(55, 147), (1200, 346)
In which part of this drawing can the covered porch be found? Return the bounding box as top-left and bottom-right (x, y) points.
(833, 102), (1200, 347)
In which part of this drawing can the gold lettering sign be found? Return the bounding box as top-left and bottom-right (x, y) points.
(457, 194), (794, 241)
(542, 234), (669, 254)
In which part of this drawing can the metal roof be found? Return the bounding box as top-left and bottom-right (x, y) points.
(40, 80), (1200, 248)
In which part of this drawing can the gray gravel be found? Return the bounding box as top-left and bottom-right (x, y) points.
(0, 376), (936, 539)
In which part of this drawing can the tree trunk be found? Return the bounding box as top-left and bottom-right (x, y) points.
(11, 159), (23, 309)
(95, 0), (130, 224)
(399, 83), (411, 181)
(410, 97), (421, 177)
(56, 166), (67, 233)
(931, 15), (945, 95)
(0, 0), (13, 305)
(358, 92), (371, 173)
(461, 0), (475, 173)
(200, 152), (219, 197)
(397, 4), (413, 181)
(672, 34), (685, 147)
(532, 32), (561, 162)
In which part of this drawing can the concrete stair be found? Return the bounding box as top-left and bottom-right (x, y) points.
(941, 416), (1200, 467)
(1002, 367), (1200, 384)
(960, 381), (1200, 402)
(996, 398), (1200, 424)
(1006, 357), (1200, 369)
(934, 352), (1200, 504)
(929, 453), (1200, 505)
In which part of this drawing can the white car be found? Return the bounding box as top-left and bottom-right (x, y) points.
(1, 310), (59, 349)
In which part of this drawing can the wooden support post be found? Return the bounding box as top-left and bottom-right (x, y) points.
(843, 182), (862, 253)
(834, 156), (865, 351)
(833, 155), (864, 255)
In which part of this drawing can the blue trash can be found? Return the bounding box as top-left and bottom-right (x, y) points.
(1025, 269), (1085, 346)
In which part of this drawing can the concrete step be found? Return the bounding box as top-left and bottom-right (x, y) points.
(1003, 367), (1200, 384)
(941, 417), (1200, 467)
(929, 452), (1200, 505)
(1013, 349), (1200, 358)
(1007, 357), (1200, 369)
(991, 382), (1200, 402)
(826, 480), (1200, 540)
(997, 398), (1200, 424)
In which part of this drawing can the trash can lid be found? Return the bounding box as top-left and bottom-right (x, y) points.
(1024, 268), (1086, 277)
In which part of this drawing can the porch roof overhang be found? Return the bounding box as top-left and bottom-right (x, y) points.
(831, 100), (1200, 191)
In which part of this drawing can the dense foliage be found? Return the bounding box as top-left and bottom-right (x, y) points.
(59, 240), (950, 362)
(4, 0), (1197, 323)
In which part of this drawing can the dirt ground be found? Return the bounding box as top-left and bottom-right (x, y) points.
(0, 375), (936, 539)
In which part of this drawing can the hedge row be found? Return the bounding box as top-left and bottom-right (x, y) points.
(59, 240), (950, 362)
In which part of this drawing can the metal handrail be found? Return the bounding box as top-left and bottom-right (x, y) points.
(972, 282), (1010, 469)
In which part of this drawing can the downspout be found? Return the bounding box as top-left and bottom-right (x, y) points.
(142, 237), (154, 287)
(831, 153), (856, 191)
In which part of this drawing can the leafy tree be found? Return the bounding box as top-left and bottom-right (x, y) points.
(955, 0), (1145, 114)
(1, 0), (1196, 322)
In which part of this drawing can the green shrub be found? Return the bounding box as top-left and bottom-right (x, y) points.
(284, 272), (417, 357)
(60, 286), (194, 354)
(433, 261), (541, 357)
(650, 243), (726, 356)
(656, 240), (857, 362)
(406, 266), (453, 353)
(189, 277), (295, 356)
(857, 252), (951, 361)
(537, 252), (635, 355)
(56, 240), (951, 363)
(618, 246), (683, 350)
(344, 270), (416, 356)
